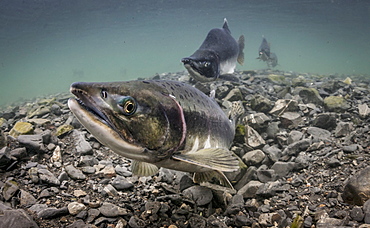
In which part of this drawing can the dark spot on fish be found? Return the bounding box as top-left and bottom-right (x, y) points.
(179, 95), (184, 99)
(170, 86), (175, 91)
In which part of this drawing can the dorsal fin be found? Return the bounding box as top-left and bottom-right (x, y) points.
(222, 18), (230, 33)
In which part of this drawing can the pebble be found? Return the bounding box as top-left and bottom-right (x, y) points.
(65, 164), (86, 180)
(343, 167), (370, 205)
(242, 149), (266, 166)
(17, 134), (45, 152)
(99, 202), (128, 217)
(68, 202), (87, 215)
(38, 168), (60, 186)
(2, 179), (19, 201)
(183, 186), (213, 206)
(37, 207), (69, 219)
(111, 175), (134, 190)
(9, 121), (33, 137)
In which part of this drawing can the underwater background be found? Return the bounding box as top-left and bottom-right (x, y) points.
(0, 0), (369, 107)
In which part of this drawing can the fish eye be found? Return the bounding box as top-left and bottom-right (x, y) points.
(204, 62), (209, 67)
(101, 89), (108, 99)
(118, 96), (137, 116)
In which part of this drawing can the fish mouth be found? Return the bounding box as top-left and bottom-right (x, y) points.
(69, 87), (115, 130)
(181, 58), (217, 82)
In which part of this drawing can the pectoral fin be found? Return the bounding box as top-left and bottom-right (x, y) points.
(237, 35), (245, 65)
(131, 160), (159, 176)
(172, 148), (239, 172)
(193, 170), (233, 189)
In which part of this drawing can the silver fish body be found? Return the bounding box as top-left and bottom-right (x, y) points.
(68, 80), (244, 187)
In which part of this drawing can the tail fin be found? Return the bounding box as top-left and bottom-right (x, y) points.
(237, 35), (245, 65)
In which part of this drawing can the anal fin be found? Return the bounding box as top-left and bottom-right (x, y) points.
(172, 148), (239, 172)
(131, 160), (159, 176)
(193, 170), (233, 189)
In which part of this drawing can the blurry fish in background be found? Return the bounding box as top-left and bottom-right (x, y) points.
(257, 36), (278, 68)
(182, 18), (244, 82)
(257, 37), (270, 61)
(267, 52), (278, 68)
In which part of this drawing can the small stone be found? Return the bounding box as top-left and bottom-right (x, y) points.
(28, 106), (50, 118)
(307, 127), (331, 140)
(99, 202), (128, 217)
(243, 113), (271, 131)
(343, 167), (370, 205)
(115, 165), (132, 177)
(327, 157), (341, 168)
(20, 189), (37, 207)
(65, 165), (86, 180)
(3, 179), (19, 201)
(335, 121), (354, 137)
(245, 125), (265, 149)
(237, 180), (263, 199)
(86, 208), (100, 223)
(79, 155), (99, 167)
(128, 216), (146, 228)
(287, 130), (303, 144)
(224, 88), (243, 101)
(269, 99), (299, 115)
(38, 168), (60, 186)
(312, 113), (337, 130)
(280, 112), (303, 129)
(295, 87), (323, 105)
(324, 96), (350, 112)
(359, 103), (370, 118)
(9, 147), (27, 160)
(17, 134), (45, 152)
(50, 145), (62, 163)
(242, 149), (266, 166)
(72, 130), (93, 155)
(343, 144), (358, 153)
(112, 176), (134, 190)
(102, 184), (118, 197)
(81, 166), (96, 174)
(98, 165), (116, 178)
(28, 118), (50, 125)
(9, 121), (34, 137)
(55, 124), (73, 137)
(0, 147), (14, 170)
(282, 139), (311, 156)
(350, 206), (364, 222)
(250, 95), (273, 113)
(68, 202), (87, 215)
(256, 169), (276, 183)
(38, 207), (69, 219)
(183, 186), (213, 206)
(271, 161), (295, 178)
(73, 189), (87, 197)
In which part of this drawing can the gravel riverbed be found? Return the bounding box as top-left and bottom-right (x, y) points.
(1, 69), (370, 228)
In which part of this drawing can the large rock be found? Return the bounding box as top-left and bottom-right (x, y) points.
(343, 167), (370, 206)
(9, 121), (34, 137)
(324, 96), (350, 112)
(0, 202), (39, 228)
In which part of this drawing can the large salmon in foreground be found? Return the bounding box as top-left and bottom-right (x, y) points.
(68, 80), (246, 187)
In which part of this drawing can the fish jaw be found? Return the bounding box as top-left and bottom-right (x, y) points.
(68, 98), (150, 161)
(181, 55), (219, 82)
